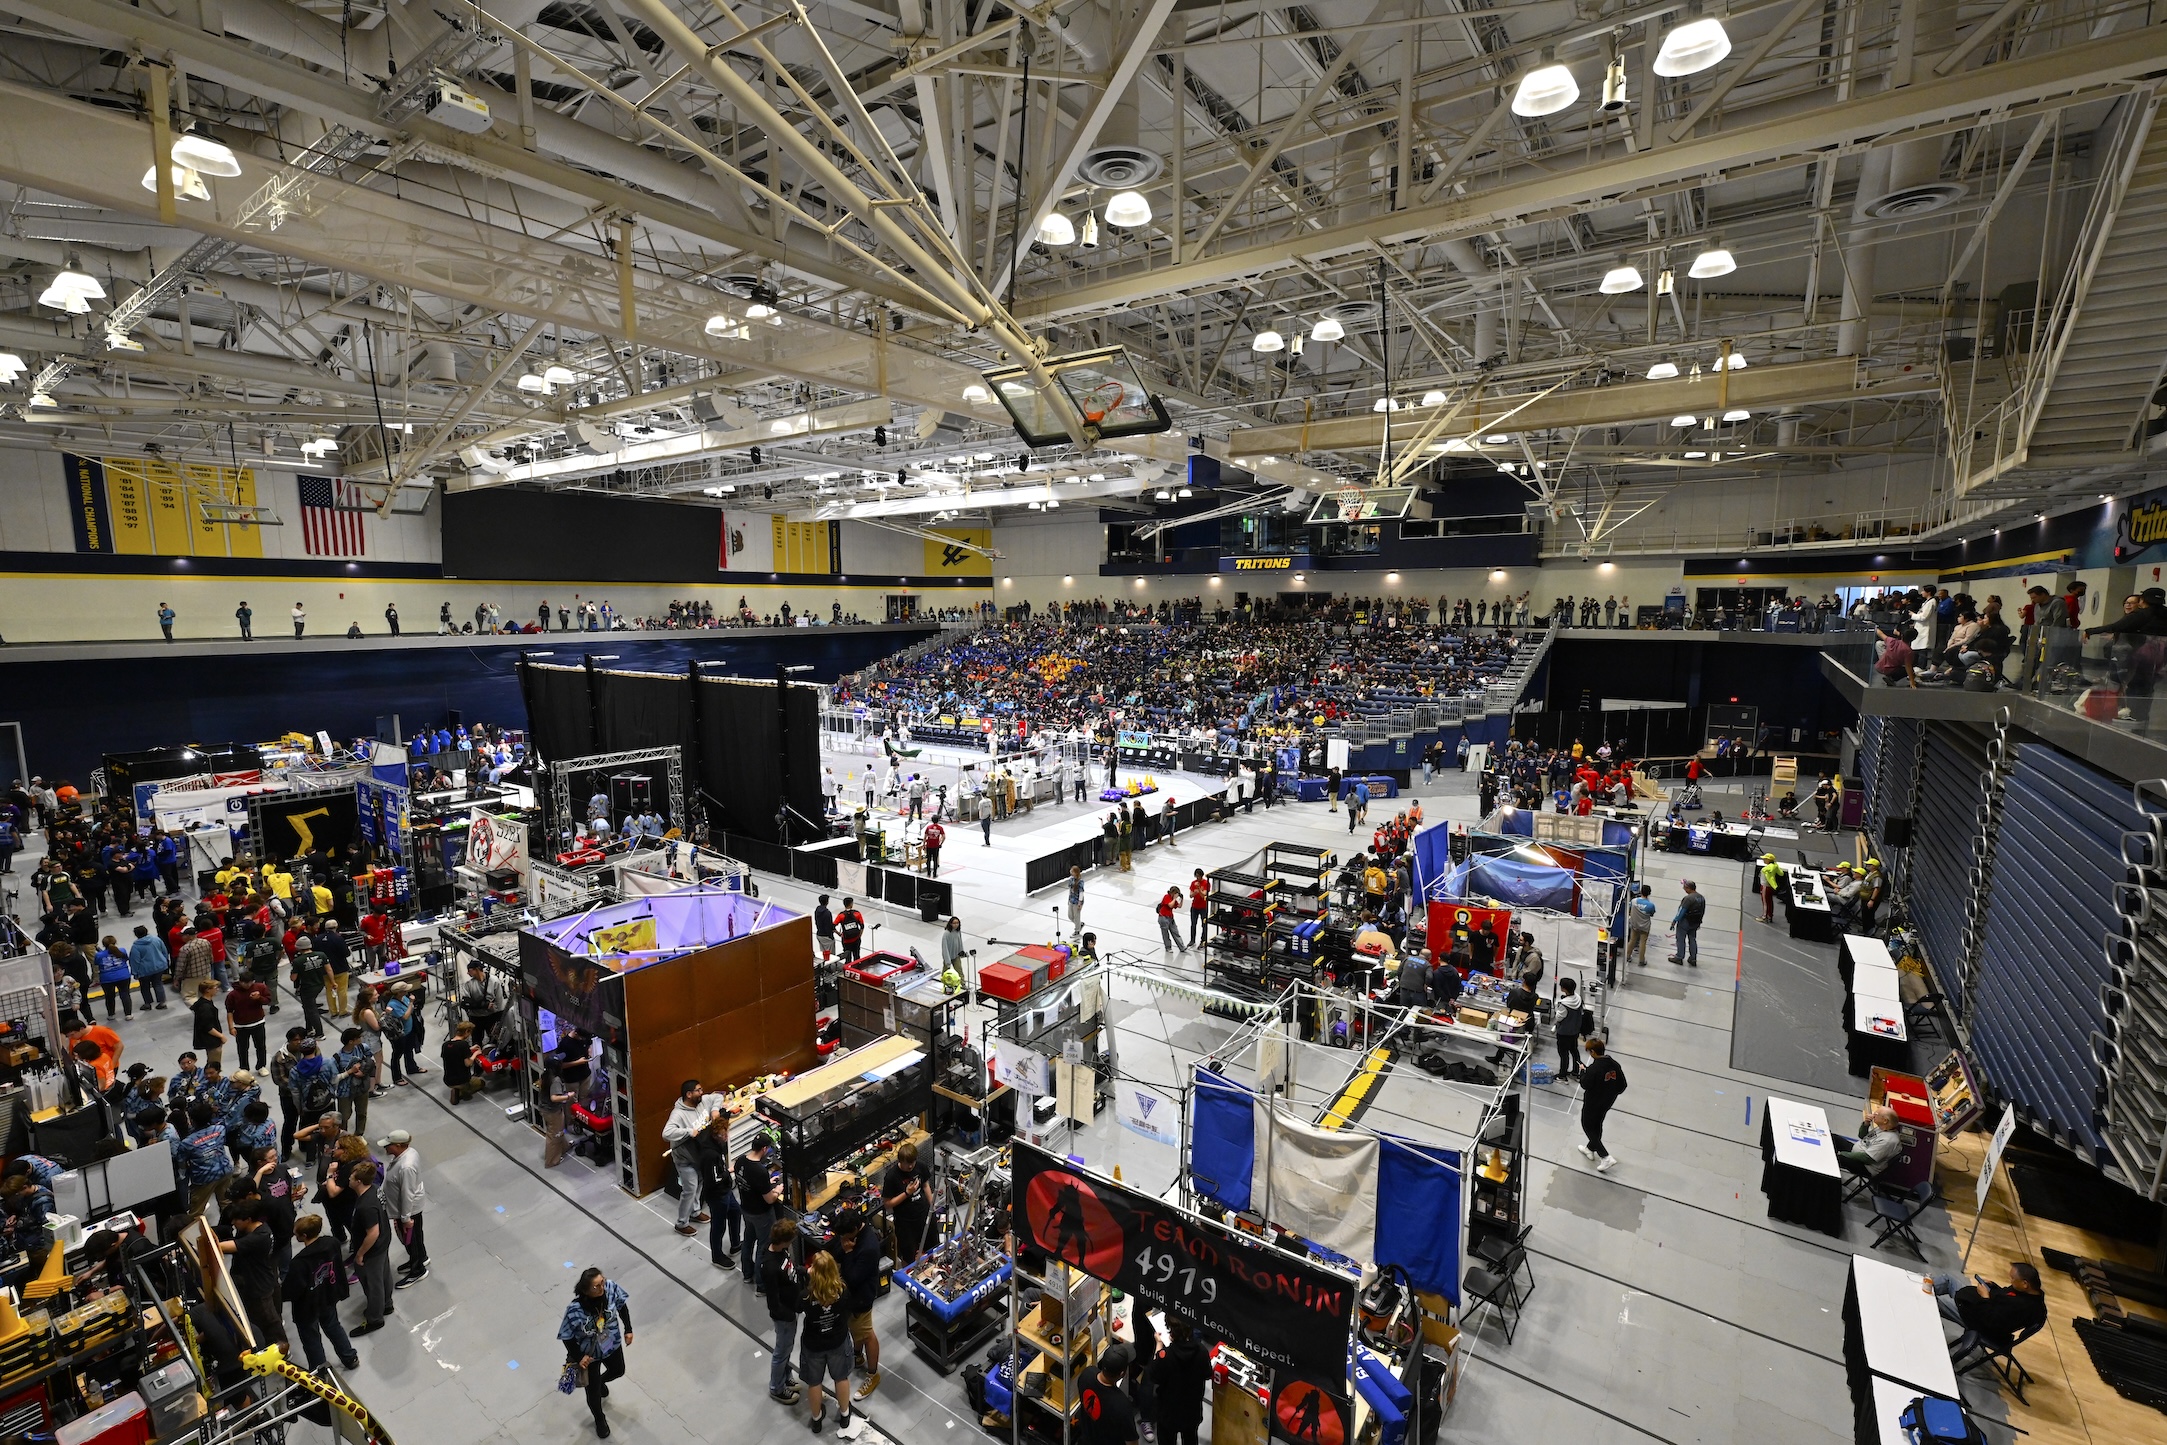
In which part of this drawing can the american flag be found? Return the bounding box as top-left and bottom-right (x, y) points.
(298, 476), (367, 556)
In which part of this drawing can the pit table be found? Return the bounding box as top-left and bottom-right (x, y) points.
(1758, 1097), (1844, 1235)
(1842, 1255), (1958, 1445)
(1781, 864), (1837, 942)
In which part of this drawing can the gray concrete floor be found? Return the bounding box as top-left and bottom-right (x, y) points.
(18, 758), (1984, 1445)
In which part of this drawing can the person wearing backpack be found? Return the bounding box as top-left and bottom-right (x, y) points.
(1576, 1036), (1627, 1172)
(289, 937), (327, 1038)
(1554, 977), (1590, 1081)
(834, 898), (865, 964)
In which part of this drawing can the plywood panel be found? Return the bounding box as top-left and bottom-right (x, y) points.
(755, 919), (816, 996)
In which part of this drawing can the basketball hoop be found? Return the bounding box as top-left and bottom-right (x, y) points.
(1078, 380), (1125, 427)
(1336, 485), (1366, 517)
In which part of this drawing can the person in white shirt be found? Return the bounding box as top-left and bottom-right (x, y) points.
(662, 1081), (724, 1233)
(291, 602), (308, 638)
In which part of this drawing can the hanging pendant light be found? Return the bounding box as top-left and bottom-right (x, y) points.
(171, 133), (243, 177)
(1655, 9), (1732, 77)
(1689, 237), (1737, 279)
(1250, 328), (1285, 353)
(1645, 359), (1679, 380)
(1079, 211), (1100, 248)
(1036, 212), (1076, 246)
(140, 164), (211, 202)
(1311, 315), (1345, 343)
(1512, 49), (1579, 117)
(1599, 255), (1645, 294)
(1103, 190), (1152, 227)
(1600, 53), (1629, 113)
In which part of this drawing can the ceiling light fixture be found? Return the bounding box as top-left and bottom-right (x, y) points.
(1422, 389), (1448, 407)
(1250, 328), (1285, 353)
(1372, 397), (1403, 412)
(140, 165), (210, 202)
(516, 372), (549, 394)
(1104, 190), (1152, 227)
(1036, 212), (1075, 246)
(1512, 49), (1578, 117)
(542, 364), (576, 387)
(171, 133), (242, 176)
(38, 269), (104, 314)
(1079, 211), (1100, 248)
(1646, 360), (1679, 380)
(1670, 414), (1697, 427)
(1655, 11), (1733, 77)
(1715, 351), (1748, 370)
(1600, 257), (1645, 294)
(963, 383), (992, 402)
(1311, 316), (1345, 343)
(1689, 239), (1737, 279)
(1684, 449), (1707, 459)
(1601, 53), (1629, 112)
(1723, 407), (1750, 422)
(1178, 486), (1193, 497)
(0, 354), (24, 383)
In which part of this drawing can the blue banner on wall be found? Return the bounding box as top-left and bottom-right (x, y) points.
(62, 454), (112, 553)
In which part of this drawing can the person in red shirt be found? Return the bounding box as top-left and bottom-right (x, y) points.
(225, 977), (272, 1071)
(358, 911), (391, 967)
(1156, 888), (1187, 955)
(282, 923), (306, 960)
(920, 819), (945, 878)
(1187, 869), (1210, 948)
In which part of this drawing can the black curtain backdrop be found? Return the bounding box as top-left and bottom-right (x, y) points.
(523, 666), (819, 844)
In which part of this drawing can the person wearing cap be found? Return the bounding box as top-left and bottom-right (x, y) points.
(734, 1133), (783, 1291)
(1858, 859), (1886, 930)
(378, 1129), (428, 1287)
(1758, 853), (1783, 924)
(1078, 1341), (1140, 1445)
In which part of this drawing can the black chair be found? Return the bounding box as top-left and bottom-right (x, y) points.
(1462, 1244), (1529, 1345)
(1955, 1319), (2041, 1404)
(1869, 1180), (1938, 1257)
(1472, 1225), (1536, 1294)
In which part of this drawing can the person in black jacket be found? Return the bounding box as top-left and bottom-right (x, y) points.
(1577, 1036), (1627, 1172)
(799, 1249), (861, 1438)
(1151, 1319), (1211, 1445)
(735, 1134), (783, 1291)
(283, 1214), (360, 1372)
(693, 1112), (740, 1268)
(1932, 1261), (2047, 1356)
(761, 1218), (803, 1405)
(835, 1209), (885, 1397)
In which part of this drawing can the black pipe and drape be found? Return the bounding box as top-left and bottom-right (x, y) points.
(521, 662), (821, 844)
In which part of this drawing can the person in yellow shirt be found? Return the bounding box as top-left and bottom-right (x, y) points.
(309, 880), (334, 916)
(263, 865), (293, 902)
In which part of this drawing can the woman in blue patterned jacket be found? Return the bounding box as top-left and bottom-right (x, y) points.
(559, 1267), (634, 1438)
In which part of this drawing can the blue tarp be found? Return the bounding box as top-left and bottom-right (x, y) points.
(1464, 856), (1579, 912)
(1375, 1138), (1463, 1303)
(1189, 1068), (1255, 1210)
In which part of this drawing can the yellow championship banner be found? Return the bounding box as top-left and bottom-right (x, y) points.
(66, 454), (263, 557)
(771, 517), (838, 574)
(924, 526), (991, 576)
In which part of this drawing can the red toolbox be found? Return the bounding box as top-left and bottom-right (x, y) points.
(977, 944), (1072, 1002)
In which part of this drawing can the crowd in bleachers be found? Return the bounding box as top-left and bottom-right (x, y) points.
(840, 598), (1528, 742)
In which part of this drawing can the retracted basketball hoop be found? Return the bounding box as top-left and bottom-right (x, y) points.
(975, 345), (1172, 449)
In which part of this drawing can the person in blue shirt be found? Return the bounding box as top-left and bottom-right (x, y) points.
(559, 1268), (634, 1439)
(227, 1098), (279, 1164)
(95, 935), (134, 1019)
(178, 1099), (233, 1217)
(0, 813), (16, 872)
(157, 603), (176, 641)
(152, 831), (180, 895)
(128, 924), (171, 1011)
(130, 846), (160, 902)
(196, 1062), (236, 1115)
(332, 1027), (376, 1136)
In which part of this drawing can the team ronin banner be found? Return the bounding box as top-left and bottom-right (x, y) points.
(1009, 1141), (1353, 1379)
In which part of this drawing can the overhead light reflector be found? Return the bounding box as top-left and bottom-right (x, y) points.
(1689, 244), (1736, 279)
(1670, 414), (1697, 427)
(1037, 212), (1076, 246)
(1311, 316), (1344, 342)
(1421, 390), (1447, 406)
(141, 164), (210, 201)
(1103, 190), (1152, 227)
(1600, 261), (1645, 294)
(1512, 53), (1578, 118)
(1250, 328), (1285, 353)
(171, 133), (242, 177)
(1723, 408), (1750, 422)
(1645, 360), (1679, 380)
(1654, 16), (1732, 77)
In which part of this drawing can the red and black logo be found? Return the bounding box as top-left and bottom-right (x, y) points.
(1271, 1378), (1347, 1445)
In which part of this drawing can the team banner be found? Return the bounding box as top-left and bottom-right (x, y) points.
(1010, 1141), (1354, 1378)
(250, 790), (359, 861)
(922, 526), (991, 576)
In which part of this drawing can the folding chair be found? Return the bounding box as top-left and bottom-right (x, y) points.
(1904, 989), (1947, 1042)
(1471, 1224), (1536, 1295)
(1462, 1243), (1529, 1345)
(1955, 1319), (2041, 1404)
(1869, 1180), (1938, 1258)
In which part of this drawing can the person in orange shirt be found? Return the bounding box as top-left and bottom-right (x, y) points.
(64, 1018), (124, 1088)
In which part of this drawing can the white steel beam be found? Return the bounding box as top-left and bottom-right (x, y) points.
(1018, 22), (2167, 319)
